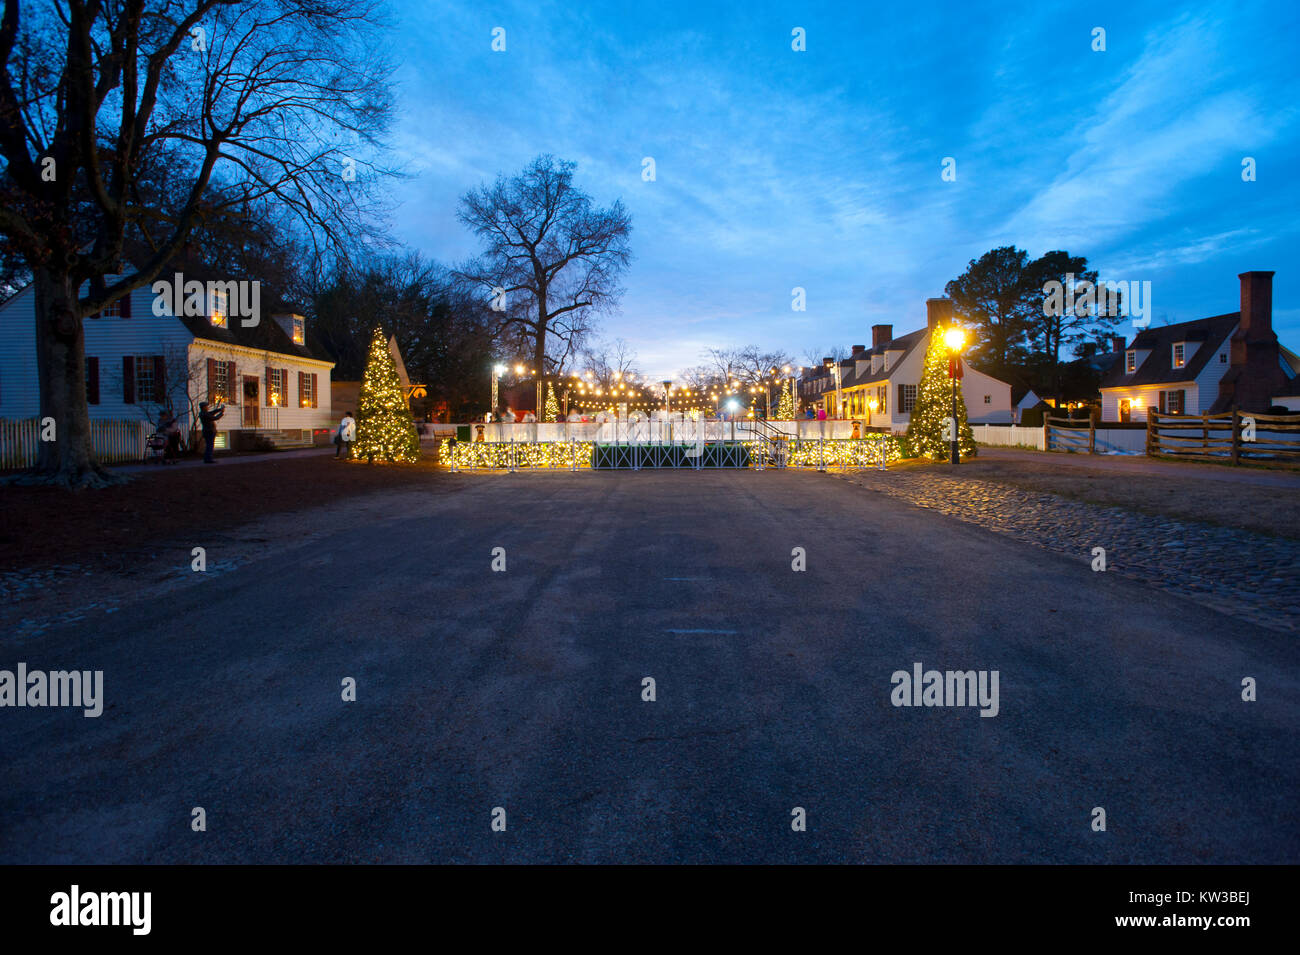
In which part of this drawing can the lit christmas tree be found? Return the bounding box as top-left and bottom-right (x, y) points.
(906, 326), (976, 460)
(777, 379), (795, 419)
(544, 383), (560, 422)
(354, 327), (421, 463)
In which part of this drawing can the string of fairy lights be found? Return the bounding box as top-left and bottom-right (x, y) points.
(498, 363), (802, 416)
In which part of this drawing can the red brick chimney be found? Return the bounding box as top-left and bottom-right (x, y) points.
(851, 344), (866, 357)
(1214, 271), (1287, 413)
(1110, 335), (1126, 354)
(872, 324), (892, 348)
(926, 297), (952, 330)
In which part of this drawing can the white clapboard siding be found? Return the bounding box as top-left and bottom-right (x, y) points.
(0, 418), (147, 468)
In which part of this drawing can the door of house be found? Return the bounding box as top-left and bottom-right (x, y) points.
(1119, 399), (1131, 423)
(243, 376), (260, 427)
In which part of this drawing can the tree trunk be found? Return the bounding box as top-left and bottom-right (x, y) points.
(533, 300), (548, 416)
(28, 266), (116, 488)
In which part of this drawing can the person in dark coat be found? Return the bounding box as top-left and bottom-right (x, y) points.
(199, 401), (225, 463)
(158, 409), (182, 463)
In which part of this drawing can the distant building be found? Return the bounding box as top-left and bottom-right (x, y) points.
(799, 298), (1012, 430)
(1099, 271), (1300, 422)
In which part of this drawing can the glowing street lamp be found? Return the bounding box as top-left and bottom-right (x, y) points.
(943, 325), (968, 465)
(491, 363), (507, 412)
(824, 357), (843, 418)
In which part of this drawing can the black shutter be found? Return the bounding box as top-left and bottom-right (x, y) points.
(120, 291), (132, 319)
(153, 356), (165, 404)
(86, 357), (99, 405)
(123, 356), (135, 404)
(1158, 391), (1166, 413)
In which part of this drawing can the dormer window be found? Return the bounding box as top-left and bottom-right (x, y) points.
(1219, 352), (1227, 364)
(1125, 350), (1136, 374)
(210, 289), (228, 327)
(1172, 343), (1186, 369)
(292, 318), (305, 345)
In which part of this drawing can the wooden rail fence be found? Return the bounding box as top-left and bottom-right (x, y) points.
(1044, 415), (1095, 453)
(1146, 409), (1300, 465)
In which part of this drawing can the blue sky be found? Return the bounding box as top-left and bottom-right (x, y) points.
(382, 0), (1300, 378)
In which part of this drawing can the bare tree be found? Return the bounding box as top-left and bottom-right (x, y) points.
(456, 155), (632, 413)
(580, 336), (641, 390)
(0, 0), (394, 486)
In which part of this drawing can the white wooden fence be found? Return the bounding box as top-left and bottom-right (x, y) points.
(0, 418), (149, 469)
(971, 424), (1046, 450)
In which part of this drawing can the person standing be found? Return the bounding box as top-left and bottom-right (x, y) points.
(337, 411), (356, 459)
(159, 409), (182, 464)
(198, 401), (225, 463)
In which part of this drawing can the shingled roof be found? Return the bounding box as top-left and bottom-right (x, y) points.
(1099, 314), (1237, 389)
(834, 327), (928, 388)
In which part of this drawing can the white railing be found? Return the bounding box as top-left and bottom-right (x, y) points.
(0, 418), (149, 468)
(464, 418), (864, 444)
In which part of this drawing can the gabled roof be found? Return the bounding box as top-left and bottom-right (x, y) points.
(1100, 313), (1237, 389)
(837, 328), (928, 388)
(178, 310), (333, 365)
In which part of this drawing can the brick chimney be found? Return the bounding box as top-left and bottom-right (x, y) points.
(851, 344), (866, 357)
(1214, 271), (1287, 413)
(1110, 335), (1126, 354)
(872, 324), (892, 348)
(926, 297), (952, 330)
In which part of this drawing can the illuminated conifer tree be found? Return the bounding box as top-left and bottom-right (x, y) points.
(544, 384), (560, 422)
(906, 327), (976, 460)
(354, 327), (421, 463)
(777, 379), (795, 419)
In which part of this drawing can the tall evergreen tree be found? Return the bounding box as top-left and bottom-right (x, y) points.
(544, 384), (561, 422)
(907, 329), (976, 461)
(777, 379), (795, 419)
(354, 327), (421, 463)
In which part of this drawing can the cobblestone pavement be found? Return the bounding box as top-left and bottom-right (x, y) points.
(832, 467), (1300, 634)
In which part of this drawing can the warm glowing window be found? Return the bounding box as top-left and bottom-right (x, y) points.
(267, 368), (287, 407)
(212, 361), (230, 403)
(300, 374), (315, 407)
(292, 318), (305, 345)
(210, 289), (228, 327)
(1172, 343), (1185, 368)
(1125, 351), (1136, 374)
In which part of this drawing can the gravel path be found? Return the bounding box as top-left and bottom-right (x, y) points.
(834, 467), (1300, 633)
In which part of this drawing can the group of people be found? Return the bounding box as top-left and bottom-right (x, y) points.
(149, 403), (357, 464)
(152, 400), (226, 464)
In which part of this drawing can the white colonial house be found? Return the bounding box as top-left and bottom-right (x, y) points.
(801, 298), (1013, 429)
(1100, 271), (1300, 422)
(0, 270), (335, 451)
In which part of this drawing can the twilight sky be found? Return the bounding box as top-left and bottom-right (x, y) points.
(381, 0), (1300, 379)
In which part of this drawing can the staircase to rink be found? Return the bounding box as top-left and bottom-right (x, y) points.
(446, 416), (900, 471)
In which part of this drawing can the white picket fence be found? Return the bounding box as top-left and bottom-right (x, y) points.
(970, 424), (1047, 450)
(0, 418), (149, 469)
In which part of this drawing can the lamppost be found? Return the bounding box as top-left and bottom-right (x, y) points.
(823, 358), (843, 418)
(943, 326), (967, 465)
(662, 380), (673, 413)
(491, 363), (507, 414)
